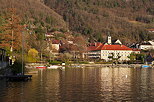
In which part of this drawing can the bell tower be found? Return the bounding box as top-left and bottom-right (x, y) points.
(107, 33), (112, 45)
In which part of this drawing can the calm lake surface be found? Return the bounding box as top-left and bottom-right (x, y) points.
(0, 67), (154, 102)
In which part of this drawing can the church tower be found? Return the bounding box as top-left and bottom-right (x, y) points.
(107, 35), (112, 45)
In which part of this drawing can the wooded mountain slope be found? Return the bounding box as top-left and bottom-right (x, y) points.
(0, 0), (67, 29)
(0, 0), (154, 43)
(44, 0), (154, 43)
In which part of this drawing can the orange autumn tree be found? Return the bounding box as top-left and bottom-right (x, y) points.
(0, 8), (24, 53)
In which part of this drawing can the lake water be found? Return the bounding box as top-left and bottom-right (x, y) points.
(0, 67), (154, 102)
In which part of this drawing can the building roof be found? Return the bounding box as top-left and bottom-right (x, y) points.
(140, 41), (152, 45)
(87, 43), (103, 51)
(147, 29), (154, 32)
(100, 45), (132, 50)
(114, 39), (122, 45)
(52, 40), (60, 44)
(148, 41), (154, 45)
(88, 43), (132, 51)
(132, 48), (141, 51)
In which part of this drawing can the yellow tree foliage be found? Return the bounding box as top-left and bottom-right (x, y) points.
(28, 48), (38, 58)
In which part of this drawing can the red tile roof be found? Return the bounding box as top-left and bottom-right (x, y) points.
(101, 45), (132, 50)
(132, 48), (141, 51)
(87, 43), (103, 51)
(147, 29), (154, 31)
(52, 40), (60, 44)
(88, 44), (132, 51)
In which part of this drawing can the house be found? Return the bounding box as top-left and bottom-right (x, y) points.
(147, 29), (154, 33)
(139, 41), (154, 50)
(51, 40), (61, 51)
(129, 43), (140, 49)
(45, 31), (63, 40)
(45, 33), (54, 38)
(87, 43), (135, 61)
(114, 39), (122, 45)
(87, 36), (140, 61)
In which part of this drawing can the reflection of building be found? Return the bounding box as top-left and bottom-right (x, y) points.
(87, 36), (140, 61)
(100, 68), (132, 100)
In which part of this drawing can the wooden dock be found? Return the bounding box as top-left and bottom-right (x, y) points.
(5, 75), (32, 81)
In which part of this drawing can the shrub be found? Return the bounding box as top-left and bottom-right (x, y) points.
(74, 61), (89, 64)
(49, 60), (62, 65)
(11, 60), (25, 75)
(95, 61), (112, 64)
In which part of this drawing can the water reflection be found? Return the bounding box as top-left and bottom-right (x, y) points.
(0, 67), (154, 101)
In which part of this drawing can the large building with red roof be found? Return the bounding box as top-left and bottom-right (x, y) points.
(87, 36), (140, 61)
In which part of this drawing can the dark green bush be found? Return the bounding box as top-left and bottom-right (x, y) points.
(11, 60), (25, 75)
(49, 60), (62, 65)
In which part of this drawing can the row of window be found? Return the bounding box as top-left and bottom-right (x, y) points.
(102, 54), (129, 57)
(102, 51), (131, 53)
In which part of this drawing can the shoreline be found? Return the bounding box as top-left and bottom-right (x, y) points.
(68, 63), (148, 68)
(25, 63), (153, 69)
(25, 63), (153, 74)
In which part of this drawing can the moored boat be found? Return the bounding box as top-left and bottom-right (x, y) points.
(141, 65), (151, 68)
(36, 66), (46, 69)
(47, 65), (62, 69)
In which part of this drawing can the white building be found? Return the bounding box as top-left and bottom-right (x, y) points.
(87, 36), (140, 61)
(88, 43), (140, 61)
(139, 41), (154, 50)
(147, 29), (154, 33)
(114, 39), (122, 45)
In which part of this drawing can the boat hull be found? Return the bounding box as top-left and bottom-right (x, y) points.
(47, 65), (62, 69)
(141, 65), (151, 68)
(36, 66), (46, 69)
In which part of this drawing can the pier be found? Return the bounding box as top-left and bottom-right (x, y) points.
(2, 75), (32, 81)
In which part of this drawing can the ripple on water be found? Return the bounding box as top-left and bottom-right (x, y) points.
(0, 68), (154, 101)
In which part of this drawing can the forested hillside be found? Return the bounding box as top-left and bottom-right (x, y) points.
(44, 0), (154, 43)
(0, 0), (67, 30)
(0, 0), (68, 60)
(0, 0), (154, 43)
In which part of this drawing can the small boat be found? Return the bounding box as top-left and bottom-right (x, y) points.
(60, 66), (65, 70)
(36, 66), (46, 69)
(47, 65), (62, 69)
(141, 65), (151, 68)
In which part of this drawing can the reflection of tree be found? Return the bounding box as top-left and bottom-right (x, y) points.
(136, 54), (145, 64)
(127, 53), (136, 63)
(108, 53), (121, 64)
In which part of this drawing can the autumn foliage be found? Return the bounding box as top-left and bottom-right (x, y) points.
(0, 8), (24, 51)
